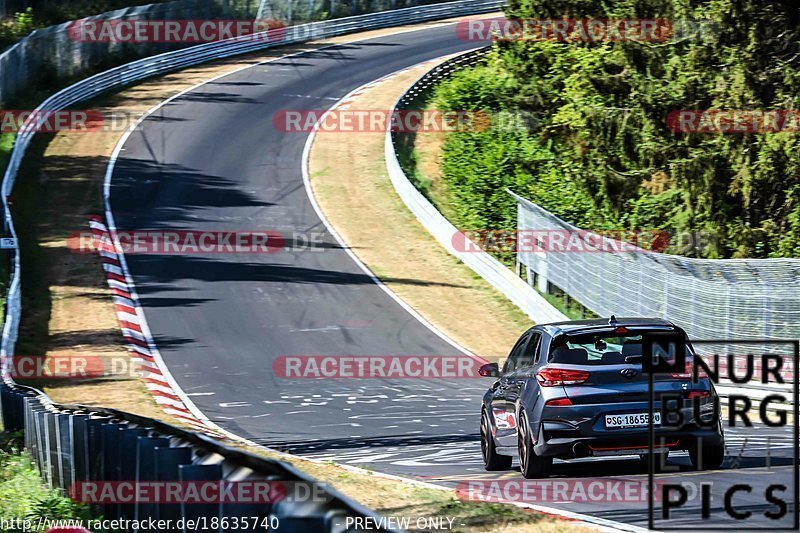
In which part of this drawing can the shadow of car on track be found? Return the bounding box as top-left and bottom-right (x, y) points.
(518, 452), (794, 479)
(255, 432), (480, 454)
(123, 255), (472, 288)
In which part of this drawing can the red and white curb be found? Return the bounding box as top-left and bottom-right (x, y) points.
(88, 215), (221, 435)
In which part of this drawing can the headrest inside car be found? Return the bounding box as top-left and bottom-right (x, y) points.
(552, 347), (589, 365)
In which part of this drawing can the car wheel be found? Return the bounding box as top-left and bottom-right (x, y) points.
(481, 410), (512, 471)
(689, 440), (725, 470)
(517, 411), (552, 478)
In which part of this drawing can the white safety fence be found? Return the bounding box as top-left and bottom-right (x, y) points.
(512, 193), (800, 408)
(513, 192), (800, 343)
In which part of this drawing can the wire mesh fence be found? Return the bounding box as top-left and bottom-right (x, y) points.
(512, 191), (800, 344)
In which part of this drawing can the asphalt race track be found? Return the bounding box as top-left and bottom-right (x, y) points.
(109, 22), (797, 530)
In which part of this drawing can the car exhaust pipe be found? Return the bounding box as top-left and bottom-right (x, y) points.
(572, 442), (590, 458)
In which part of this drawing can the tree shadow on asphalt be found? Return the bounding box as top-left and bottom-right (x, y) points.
(110, 157), (276, 227)
(11, 144), (197, 386)
(123, 255), (471, 288)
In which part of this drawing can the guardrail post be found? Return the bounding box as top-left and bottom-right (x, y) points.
(154, 446), (194, 526)
(270, 477), (331, 532)
(70, 414), (90, 483)
(45, 412), (60, 488)
(23, 396), (36, 450)
(222, 497), (272, 531)
(101, 423), (126, 518)
(0, 387), (24, 432)
(134, 436), (171, 528)
(57, 413), (75, 491)
(178, 464), (223, 531)
(6, 388), (24, 431)
(118, 427), (150, 519)
(327, 509), (354, 532)
(85, 417), (110, 480)
(32, 408), (49, 483)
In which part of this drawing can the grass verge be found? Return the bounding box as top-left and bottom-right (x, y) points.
(235, 442), (589, 533)
(0, 133), (13, 170)
(0, 430), (98, 529)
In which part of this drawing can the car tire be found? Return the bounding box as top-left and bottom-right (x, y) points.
(481, 410), (512, 471)
(517, 411), (552, 478)
(689, 440), (725, 470)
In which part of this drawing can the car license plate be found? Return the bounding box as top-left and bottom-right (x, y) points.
(604, 412), (661, 428)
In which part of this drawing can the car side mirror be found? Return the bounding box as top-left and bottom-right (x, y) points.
(478, 362), (500, 377)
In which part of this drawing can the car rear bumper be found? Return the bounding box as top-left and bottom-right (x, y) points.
(534, 427), (723, 458)
(531, 400), (724, 458)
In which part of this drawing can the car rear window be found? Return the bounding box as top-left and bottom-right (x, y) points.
(549, 333), (647, 366)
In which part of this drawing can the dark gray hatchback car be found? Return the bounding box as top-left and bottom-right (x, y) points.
(479, 317), (725, 478)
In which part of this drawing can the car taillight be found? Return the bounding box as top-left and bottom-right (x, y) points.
(536, 368), (590, 386)
(687, 391), (710, 399)
(545, 397), (574, 406)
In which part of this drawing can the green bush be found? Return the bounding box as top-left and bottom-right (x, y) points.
(0, 431), (94, 529)
(429, 0), (800, 258)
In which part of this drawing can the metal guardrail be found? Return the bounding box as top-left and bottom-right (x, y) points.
(0, 0), (483, 105)
(0, 1), (504, 528)
(386, 47), (567, 324)
(1, 383), (388, 531)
